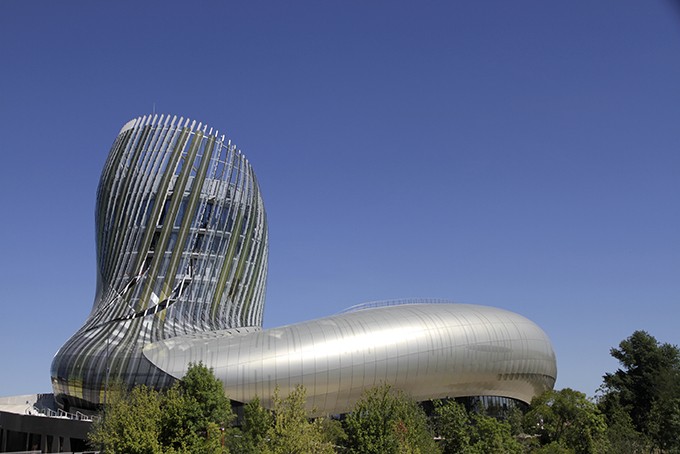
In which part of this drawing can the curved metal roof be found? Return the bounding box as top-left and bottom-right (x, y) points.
(144, 302), (556, 416)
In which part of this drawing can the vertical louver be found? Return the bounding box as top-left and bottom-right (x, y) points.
(51, 115), (268, 408)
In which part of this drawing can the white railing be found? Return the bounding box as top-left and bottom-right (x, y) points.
(339, 298), (457, 314)
(27, 405), (98, 422)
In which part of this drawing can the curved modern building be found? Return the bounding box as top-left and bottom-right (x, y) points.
(52, 115), (556, 414)
(51, 115), (268, 409)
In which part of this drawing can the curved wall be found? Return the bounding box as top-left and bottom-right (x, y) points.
(144, 303), (557, 416)
(51, 115), (268, 407)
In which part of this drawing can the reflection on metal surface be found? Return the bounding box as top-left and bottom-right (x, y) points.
(144, 303), (556, 416)
(51, 115), (268, 408)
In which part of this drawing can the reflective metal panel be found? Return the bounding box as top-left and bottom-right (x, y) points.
(144, 303), (556, 416)
(51, 115), (268, 407)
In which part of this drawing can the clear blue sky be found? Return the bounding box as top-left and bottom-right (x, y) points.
(1, 0), (679, 399)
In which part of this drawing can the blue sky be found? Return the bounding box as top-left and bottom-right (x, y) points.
(1, 0), (679, 399)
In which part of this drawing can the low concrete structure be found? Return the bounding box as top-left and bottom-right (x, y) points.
(0, 394), (91, 453)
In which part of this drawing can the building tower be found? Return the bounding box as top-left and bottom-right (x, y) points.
(51, 115), (268, 409)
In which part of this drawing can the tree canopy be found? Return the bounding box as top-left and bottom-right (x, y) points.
(89, 362), (235, 454)
(159, 362), (235, 453)
(432, 399), (523, 454)
(599, 330), (680, 453)
(343, 383), (439, 454)
(89, 383), (163, 454)
(524, 388), (607, 454)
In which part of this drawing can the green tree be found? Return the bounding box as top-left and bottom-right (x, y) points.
(180, 361), (234, 431)
(601, 402), (647, 454)
(525, 388), (607, 454)
(530, 441), (575, 453)
(647, 395), (680, 453)
(467, 412), (522, 454)
(264, 385), (334, 454)
(343, 383), (439, 454)
(319, 416), (348, 450)
(88, 383), (163, 454)
(160, 362), (235, 453)
(599, 330), (680, 452)
(600, 330), (680, 434)
(506, 405), (525, 437)
(432, 399), (471, 453)
(160, 385), (197, 451)
(234, 396), (275, 453)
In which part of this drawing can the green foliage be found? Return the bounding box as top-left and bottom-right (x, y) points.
(88, 383), (163, 454)
(261, 385), (334, 454)
(89, 363), (234, 454)
(234, 396), (275, 453)
(599, 330), (680, 453)
(506, 406), (525, 437)
(160, 385), (233, 453)
(525, 389), (607, 454)
(433, 398), (522, 454)
(159, 385), (196, 451)
(467, 412), (522, 454)
(319, 416), (348, 449)
(344, 383), (439, 454)
(180, 361), (234, 431)
(160, 362), (235, 453)
(231, 387), (341, 453)
(433, 399), (470, 453)
(600, 402), (647, 454)
(647, 395), (680, 453)
(530, 441), (575, 453)
(601, 330), (680, 433)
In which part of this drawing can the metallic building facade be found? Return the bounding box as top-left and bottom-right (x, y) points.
(52, 115), (556, 413)
(51, 115), (268, 408)
(144, 301), (556, 417)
